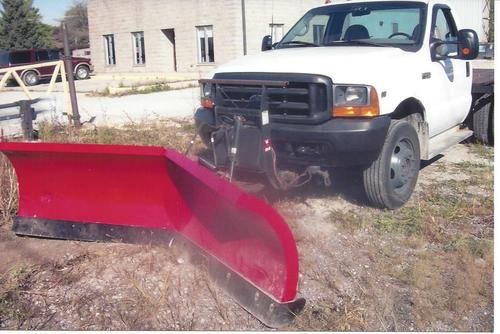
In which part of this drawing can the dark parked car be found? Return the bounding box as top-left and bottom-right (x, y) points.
(0, 48), (93, 86)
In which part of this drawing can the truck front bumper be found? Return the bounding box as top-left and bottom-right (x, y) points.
(195, 108), (391, 169)
(271, 116), (391, 168)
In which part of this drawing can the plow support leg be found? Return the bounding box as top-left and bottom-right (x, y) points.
(0, 142), (304, 327)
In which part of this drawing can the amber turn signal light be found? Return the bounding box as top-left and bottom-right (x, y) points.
(333, 87), (380, 118)
(201, 98), (215, 109)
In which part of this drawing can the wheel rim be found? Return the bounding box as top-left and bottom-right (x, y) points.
(25, 73), (37, 85)
(389, 138), (417, 193)
(77, 67), (88, 79)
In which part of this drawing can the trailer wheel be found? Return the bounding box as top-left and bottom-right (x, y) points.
(473, 99), (494, 145)
(363, 121), (420, 209)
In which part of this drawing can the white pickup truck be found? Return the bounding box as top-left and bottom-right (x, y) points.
(195, 0), (494, 209)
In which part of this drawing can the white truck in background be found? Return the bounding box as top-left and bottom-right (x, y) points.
(195, 0), (494, 209)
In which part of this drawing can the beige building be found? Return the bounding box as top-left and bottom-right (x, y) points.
(88, 0), (323, 74)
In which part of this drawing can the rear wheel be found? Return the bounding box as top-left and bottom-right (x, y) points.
(75, 65), (90, 80)
(22, 71), (39, 86)
(363, 121), (421, 209)
(473, 98), (494, 145)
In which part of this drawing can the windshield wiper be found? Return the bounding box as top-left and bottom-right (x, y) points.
(279, 41), (320, 48)
(324, 40), (389, 47)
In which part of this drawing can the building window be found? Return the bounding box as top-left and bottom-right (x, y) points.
(270, 24), (284, 42)
(197, 26), (215, 64)
(103, 34), (116, 66)
(132, 31), (146, 65)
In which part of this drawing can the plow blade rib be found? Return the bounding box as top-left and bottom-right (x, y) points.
(0, 142), (304, 327)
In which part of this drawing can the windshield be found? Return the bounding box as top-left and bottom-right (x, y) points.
(278, 1), (426, 50)
(0, 51), (8, 66)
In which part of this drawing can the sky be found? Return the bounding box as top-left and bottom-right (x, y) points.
(33, 0), (73, 25)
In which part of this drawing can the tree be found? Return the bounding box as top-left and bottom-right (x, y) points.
(0, 0), (53, 49)
(53, 0), (89, 50)
(488, 0), (494, 42)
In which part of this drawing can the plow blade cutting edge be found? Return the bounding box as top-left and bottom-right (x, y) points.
(0, 142), (304, 328)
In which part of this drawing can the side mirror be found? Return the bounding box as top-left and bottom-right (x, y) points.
(261, 35), (273, 51)
(431, 29), (480, 61)
(457, 29), (479, 60)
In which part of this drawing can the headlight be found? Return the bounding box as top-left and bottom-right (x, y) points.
(200, 83), (215, 109)
(333, 85), (380, 117)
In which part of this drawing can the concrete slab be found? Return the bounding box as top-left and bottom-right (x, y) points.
(0, 87), (201, 137)
(1, 72), (204, 94)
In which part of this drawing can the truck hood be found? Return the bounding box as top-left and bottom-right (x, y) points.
(213, 46), (417, 85)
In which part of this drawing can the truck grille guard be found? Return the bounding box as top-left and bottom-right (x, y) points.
(198, 79), (332, 191)
(206, 74), (331, 124)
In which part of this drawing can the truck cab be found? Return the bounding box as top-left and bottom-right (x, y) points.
(195, 0), (481, 209)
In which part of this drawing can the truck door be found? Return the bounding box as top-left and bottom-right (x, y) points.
(35, 50), (56, 77)
(426, 5), (471, 137)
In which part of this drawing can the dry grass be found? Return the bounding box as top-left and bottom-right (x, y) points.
(330, 152), (493, 331)
(37, 119), (198, 152)
(0, 264), (44, 329)
(88, 82), (198, 98)
(0, 155), (17, 227)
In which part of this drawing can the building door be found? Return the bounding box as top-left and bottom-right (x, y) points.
(162, 29), (177, 72)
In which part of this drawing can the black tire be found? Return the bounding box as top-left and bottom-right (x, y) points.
(75, 65), (90, 80)
(22, 71), (39, 86)
(363, 121), (421, 209)
(473, 99), (494, 145)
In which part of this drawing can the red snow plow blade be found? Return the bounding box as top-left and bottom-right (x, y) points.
(0, 142), (304, 327)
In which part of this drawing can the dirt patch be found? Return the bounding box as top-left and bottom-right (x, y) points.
(0, 123), (494, 331)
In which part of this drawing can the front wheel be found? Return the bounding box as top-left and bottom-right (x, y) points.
(363, 121), (421, 209)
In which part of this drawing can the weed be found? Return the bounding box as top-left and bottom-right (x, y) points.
(468, 144), (494, 161)
(37, 119), (200, 154)
(89, 82), (198, 98)
(0, 155), (18, 226)
(293, 294), (367, 331)
(329, 209), (368, 231)
(444, 236), (492, 259)
(0, 264), (41, 329)
(375, 207), (423, 235)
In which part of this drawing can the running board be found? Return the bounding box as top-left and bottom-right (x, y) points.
(425, 126), (473, 160)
